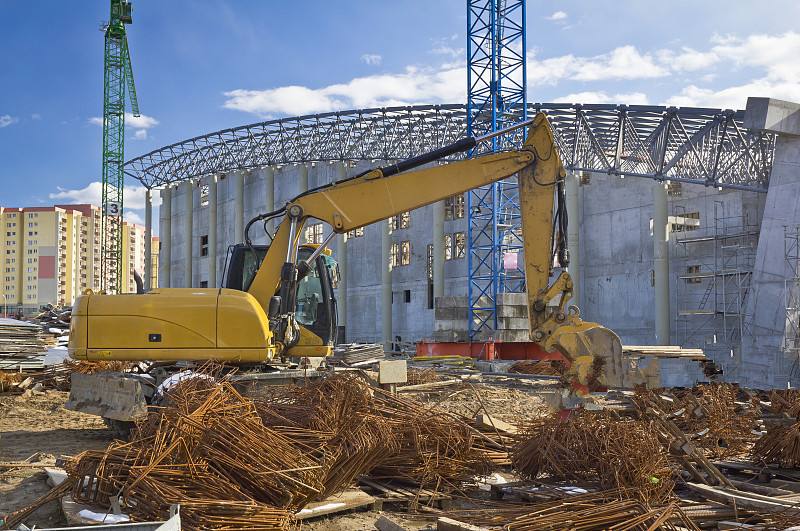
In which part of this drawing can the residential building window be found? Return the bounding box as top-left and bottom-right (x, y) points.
(200, 235), (209, 257)
(304, 223), (324, 244)
(347, 227), (364, 238)
(200, 281), (209, 288)
(404, 289), (411, 303)
(390, 242), (400, 268)
(400, 241), (411, 266)
(454, 232), (466, 259)
(200, 184), (210, 207)
(444, 234), (453, 260)
(445, 194), (465, 220)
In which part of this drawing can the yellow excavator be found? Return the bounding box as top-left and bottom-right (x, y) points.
(68, 113), (624, 411)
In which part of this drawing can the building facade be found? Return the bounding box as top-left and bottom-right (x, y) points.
(0, 204), (157, 315)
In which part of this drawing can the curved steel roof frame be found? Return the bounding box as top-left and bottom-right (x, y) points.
(125, 103), (776, 192)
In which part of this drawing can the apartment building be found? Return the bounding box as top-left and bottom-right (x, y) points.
(0, 204), (156, 315)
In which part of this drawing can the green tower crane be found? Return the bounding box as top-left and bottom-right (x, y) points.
(101, 0), (140, 293)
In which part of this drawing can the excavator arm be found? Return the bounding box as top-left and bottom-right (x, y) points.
(247, 113), (622, 389)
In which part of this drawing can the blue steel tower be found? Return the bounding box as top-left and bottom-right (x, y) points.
(466, 0), (527, 338)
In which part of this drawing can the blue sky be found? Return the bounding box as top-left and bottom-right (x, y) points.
(2, 0), (800, 226)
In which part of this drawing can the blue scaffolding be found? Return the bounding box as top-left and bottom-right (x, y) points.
(466, 0), (527, 338)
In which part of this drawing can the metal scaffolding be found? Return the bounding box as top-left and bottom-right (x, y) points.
(466, 0), (527, 337)
(783, 225), (800, 356)
(675, 202), (758, 371)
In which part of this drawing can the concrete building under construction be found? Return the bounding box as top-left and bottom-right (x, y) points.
(132, 98), (800, 389)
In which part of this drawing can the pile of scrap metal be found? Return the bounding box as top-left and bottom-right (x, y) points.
(330, 343), (385, 367)
(5, 371), (489, 530)
(0, 318), (53, 371)
(0, 360), (132, 395)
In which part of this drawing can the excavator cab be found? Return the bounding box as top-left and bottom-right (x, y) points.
(224, 243), (338, 348)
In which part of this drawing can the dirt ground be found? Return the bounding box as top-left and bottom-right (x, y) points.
(0, 378), (551, 530)
(0, 390), (112, 528)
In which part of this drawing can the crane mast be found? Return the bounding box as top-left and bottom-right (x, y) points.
(100, 0), (140, 293)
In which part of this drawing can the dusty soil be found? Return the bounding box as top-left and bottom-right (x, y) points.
(0, 378), (551, 530)
(0, 390), (112, 527)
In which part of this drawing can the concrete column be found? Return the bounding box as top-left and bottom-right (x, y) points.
(182, 180), (194, 287)
(234, 171), (245, 244)
(653, 181), (670, 345)
(335, 162), (348, 341)
(160, 187), (172, 288)
(144, 189), (153, 291)
(433, 200), (445, 299)
(381, 219), (393, 351)
(565, 171), (581, 306)
(298, 164), (309, 194)
(263, 166), (275, 234)
(208, 176), (218, 287)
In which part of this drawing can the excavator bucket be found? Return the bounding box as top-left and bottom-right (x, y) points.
(551, 322), (625, 392)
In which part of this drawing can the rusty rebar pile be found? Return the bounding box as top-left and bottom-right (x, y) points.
(767, 389), (800, 417)
(405, 367), (441, 385)
(752, 421), (800, 467)
(511, 410), (674, 504)
(509, 360), (564, 376)
(64, 371), (489, 530)
(445, 488), (700, 530)
(64, 358), (134, 375)
(673, 383), (759, 459)
(255, 372), (489, 493)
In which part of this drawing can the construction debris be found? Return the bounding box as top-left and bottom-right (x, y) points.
(752, 420), (800, 467)
(405, 367), (441, 385)
(508, 360), (564, 376)
(49, 371), (489, 530)
(512, 410), (674, 503)
(332, 343), (385, 366)
(0, 318), (53, 370)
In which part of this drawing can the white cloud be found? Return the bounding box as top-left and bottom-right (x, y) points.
(89, 113), (159, 130)
(125, 113), (159, 129)
(657, 47), (719, 72)
(224, 64), (465, 117)
(528, 45), (669, 85)
(553, 91), (649, 105)
(49, 181), (154, 210)
(663, 32), (800, 109)
(133, 129), (148, 140)
(546, 11), (568, 21)
(223, 31), (800, 119)
(124, 211), (144, 225)
(360, 53), (382, 66)
(0, 115), (18, 128)
(664, 80), (800, 109)
(30, 113), (41, 120)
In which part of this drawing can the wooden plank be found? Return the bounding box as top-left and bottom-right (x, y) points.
(437, 517), (489, 531)
(294, 488), (377, 521)
(397, 380), (460, 393)
(685, 483), (800, 516)
(474, 413), (518, 435)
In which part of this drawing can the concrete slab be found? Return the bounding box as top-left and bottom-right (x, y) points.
(745, 97), (800, 136)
